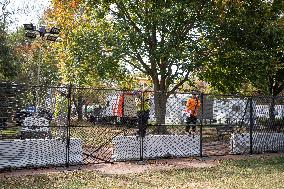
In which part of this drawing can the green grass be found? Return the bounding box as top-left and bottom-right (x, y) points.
(0, 127), (20, 138)
(1, 156), (284, 189)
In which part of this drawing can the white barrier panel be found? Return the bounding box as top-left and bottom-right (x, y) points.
(112, 135), (200, 161)
(231, 133), (284, 154)
(0, 138), (83, 169)
(22, 117), (50, 132)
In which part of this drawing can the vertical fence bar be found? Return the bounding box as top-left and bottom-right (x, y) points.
(139, 91), (145, 162)
(66, 84), (72, 167)
(200, 93), (204, 157)
(249, 97), (254, 155)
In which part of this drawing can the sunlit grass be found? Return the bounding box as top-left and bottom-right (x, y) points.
(0, 126), (20, 139)
(1, 156), (284, 189)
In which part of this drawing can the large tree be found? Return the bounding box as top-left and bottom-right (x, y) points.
(45, 0), (132, 121)
(202, 0), (284, 96)
(79, 0), (209, 133)
(45, 0), (210, 129)
(202, 0), (284, 129)
(45, 0), (127, 86)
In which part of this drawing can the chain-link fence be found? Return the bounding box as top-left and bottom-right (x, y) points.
(1, 82), (284, 170)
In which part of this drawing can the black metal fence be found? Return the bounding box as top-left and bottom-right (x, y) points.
(1, 82), (284, 170)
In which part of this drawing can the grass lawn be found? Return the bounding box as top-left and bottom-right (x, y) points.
(0, 126), (20, 139)
(1, 156), (284, 189)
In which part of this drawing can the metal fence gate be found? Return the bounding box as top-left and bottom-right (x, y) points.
(69, 87), (138, 164)
(1, 82), (284, 171)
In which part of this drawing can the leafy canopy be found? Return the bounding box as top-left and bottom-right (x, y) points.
(202, 0), (284, 95)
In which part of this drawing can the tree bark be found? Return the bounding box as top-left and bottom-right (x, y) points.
(84, 103), (88, 119)
(268, 78), (283, 131)
(269, 97), (276, 130)
(77, 96), (83, 121)
(73, 95), (84, 121)
(153, 90), (168, 134)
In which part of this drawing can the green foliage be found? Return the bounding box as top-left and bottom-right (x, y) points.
(45, 0), (213, 127)
(0, 0), (59, 85)
(202, 0), (284, 95)
(44, 0), (129, 87)
(0, 0), (22, 80)
(84, 0), (209, 94)
(67, 27), (127, 85)
(0, 24), (19, 80)
(8, 28), (60, 86)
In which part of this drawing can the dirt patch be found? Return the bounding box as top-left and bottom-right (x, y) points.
(89, 158), (218, 175)
(0, 158), (217, 177)
(1, 152), (284, 177)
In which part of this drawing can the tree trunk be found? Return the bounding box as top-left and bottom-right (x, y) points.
(84, 103), (88, 119)
(269, 97), (276, 130)
(77, 96), (83, 121)
(268, 79), (282, 131)
(73, 95), (84, 121)
(154, 91), (167, 134)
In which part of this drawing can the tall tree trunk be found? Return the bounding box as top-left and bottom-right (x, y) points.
(84, 103), (88, 118)
(77, 96), (83, 121)
(73, 95), (84, 121)
(268, 79), (283, 131)
(269, 96), (276, 130)
(154, 91), (168, 134)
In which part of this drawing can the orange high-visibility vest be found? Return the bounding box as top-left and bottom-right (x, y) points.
(186, 97), (200, 117)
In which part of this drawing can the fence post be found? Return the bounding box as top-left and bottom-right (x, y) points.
(66, 84), (72, 167)
(249, 97), (254, 155)
(200, 93), (204, 157)
(139, 91), (145, 162)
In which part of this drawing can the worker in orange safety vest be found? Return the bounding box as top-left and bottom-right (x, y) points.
(185, 92), (200, 134)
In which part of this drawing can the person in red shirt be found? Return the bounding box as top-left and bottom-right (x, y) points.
(185, 92), (200, 134)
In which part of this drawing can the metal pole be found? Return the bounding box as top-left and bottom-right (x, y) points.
(249, 97), (254, 155)
(66, 84), (72, 167)
(139, 91), (145, 162)
(35, 41), (42, 112)
(140, 136), (144, 162)
(37, 46), (41, 87)
(200, 93), (204, 157)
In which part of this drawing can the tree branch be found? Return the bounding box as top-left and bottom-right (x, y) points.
(121, 56), (145, 73)
(135, 53), (153, 76)
(168, 71), (190, 97)
(115, 1), (142, 34)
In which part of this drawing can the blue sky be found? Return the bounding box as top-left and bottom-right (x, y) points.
(5, 0), (50, 31)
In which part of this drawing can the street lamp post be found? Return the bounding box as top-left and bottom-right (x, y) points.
(23, 23), (60, 110)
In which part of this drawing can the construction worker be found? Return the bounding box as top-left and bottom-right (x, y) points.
(185, 92), (201, 134)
